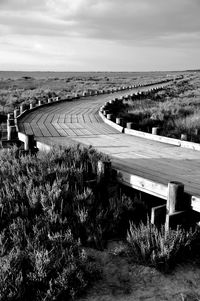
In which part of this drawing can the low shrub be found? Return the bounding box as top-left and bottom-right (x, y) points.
(0, 217), (100, 301)
(127, 220), (200, 272)
(0, 145), (148, 299)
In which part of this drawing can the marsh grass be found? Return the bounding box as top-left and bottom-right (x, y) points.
(127, 219), (200, 272)
(116, 76), (200, 141)
(0, 144), (149, 300)
(0, 72), (170, 114)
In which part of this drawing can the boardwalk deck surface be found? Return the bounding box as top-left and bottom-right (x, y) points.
(18, 85), (200, 201)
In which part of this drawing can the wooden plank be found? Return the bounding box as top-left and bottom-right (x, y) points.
(16, 81), (200, 209)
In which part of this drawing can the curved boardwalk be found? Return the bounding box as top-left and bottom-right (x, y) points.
(18, 84), (200, 203)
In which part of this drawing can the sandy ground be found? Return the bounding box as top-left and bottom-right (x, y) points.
(78, 242), (200, 301)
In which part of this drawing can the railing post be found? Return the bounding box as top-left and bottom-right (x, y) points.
(107, 114), (113, 121)
(14, 109), (20, 119)
(20, 104), (25, 115)
(24, 134), (35, 151)
(30, 103), (35, 110)
(7, 113), (15, 127)
(165, 181), (187, 230)
(103, 110), (109, 116)
(116, 117), (123, 126)
(7, 125), (17, 140)
(167, 181), (184, 214)
(126, 122), (133, 129)
(181, 134), (187, 141)
(97, 160), (112, 183)
(152, 127), (159, 135)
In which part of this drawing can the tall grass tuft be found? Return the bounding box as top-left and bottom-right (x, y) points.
(127, 220), (199, 272)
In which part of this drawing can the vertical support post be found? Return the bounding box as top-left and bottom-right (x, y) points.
(20, 104), (25, 115)
(126, 122), (133, 129)
(7, 119), (15, 126)
(181, 134), (187, 141)
(7, 113), (14, 120)
(152, 127), (159, 135)
(24, 134), (35, 151)
(14, 109), (20, 119)
(167, 181), (184, 214)
(151, 205), (166, 228)
(165, 181), (186, 230)
(103, 110), (109, 116)
(7, 125), (17, 140)
(30, 103), (35, 109)
(97, 160), (112, 183)
(116, 117), (123, 126)
(107, 114), (113, 120)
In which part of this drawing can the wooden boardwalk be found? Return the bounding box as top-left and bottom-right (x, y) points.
(18, 84), (200, 205)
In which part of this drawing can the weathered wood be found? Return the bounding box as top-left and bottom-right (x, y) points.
(7, 119), (15, 126)
(116, 117), (123, 126)
(20, 104), (25, 114)
(126, 122), (133, 129)
(107, 114), (113, 120)
(167, 181), (184, 214)
(103, 110), (109, 116)
(7, 125), (17, 140)
(7, 113), (14, 120)
(181, 134), (187, 141)
(152, 127), (159, 135)
(151, 204), (166, 227)
(97, 160), (112, 183)
(18, 132), (35, 151)
(14, 109), (20, 119)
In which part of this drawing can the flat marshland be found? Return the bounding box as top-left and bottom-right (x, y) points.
(117, 72), (200, 142)
(0, 70), (179, 115)
(1, 71), (200, 301)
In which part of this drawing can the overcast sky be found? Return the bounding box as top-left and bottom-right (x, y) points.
(0, 0), (199, 71)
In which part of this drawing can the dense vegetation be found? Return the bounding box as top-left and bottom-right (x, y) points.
(0, 145), (148, 300)
(116, 74), (200, 142)
(0, 145), (200, 300)
(127, 220), (200, 272)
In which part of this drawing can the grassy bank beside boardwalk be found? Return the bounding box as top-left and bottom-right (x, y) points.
(1, 145), (200, 300)
(115, 74), (200, 142)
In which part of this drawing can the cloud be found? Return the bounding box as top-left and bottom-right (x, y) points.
(0, 0), (200, 71)
(0, 0), (200, 44)
(0, 0), (46, 11)
(45, 0), (200, 43)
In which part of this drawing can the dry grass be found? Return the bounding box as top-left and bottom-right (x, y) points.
(0, 71), (178, 114)
(119, 73), (200, 141)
